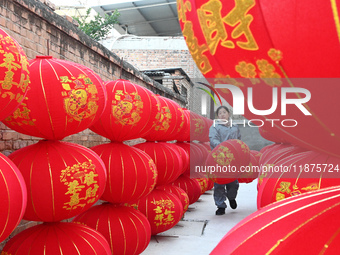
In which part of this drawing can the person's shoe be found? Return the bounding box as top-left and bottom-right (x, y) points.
(229, 199), (237, 209)
(215, 208), (225, 215)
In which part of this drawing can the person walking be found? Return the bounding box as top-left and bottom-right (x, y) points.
(209, 106), (241, 215)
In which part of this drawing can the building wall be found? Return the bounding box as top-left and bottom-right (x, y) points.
(110, 36), (211, 118)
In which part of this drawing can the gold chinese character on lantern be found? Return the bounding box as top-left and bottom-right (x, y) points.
(197, 0), (258, 54)
(60, 160), (99, 210)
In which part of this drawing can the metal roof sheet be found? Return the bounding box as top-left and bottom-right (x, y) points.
(92, 0), (182, 36)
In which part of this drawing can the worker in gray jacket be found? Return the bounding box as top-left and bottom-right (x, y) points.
(209, 106), (241, 216)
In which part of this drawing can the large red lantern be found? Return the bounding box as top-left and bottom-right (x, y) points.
(238, 150), (261, 183)
(157, 184), (190, 214)
(143, 96), (185, 142)
(0, 28), (30, 121)
(211, 186), (340, 254)
(3, 56), (106, 140)
(91, 142), (157, 203)
(176, 109), (191, 142)
(134, 142), (182, 186)
(2, 222), (111, 254)
(128, 189), (183, 235)
(0, 153), (27, 243)
(178, 0), (340, 158)
(73, 203), (151, 255)
(171, 175), (202, 205)
(90, 79), (159, 142)
(8, 140), (106, 222)
(257, 150), (340, 208)
(205, 139), (250, 184)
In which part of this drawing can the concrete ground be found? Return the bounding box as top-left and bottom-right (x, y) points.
(142, 180), (258, 255)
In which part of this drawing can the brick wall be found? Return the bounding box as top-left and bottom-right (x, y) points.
(0, 0), (186, 248)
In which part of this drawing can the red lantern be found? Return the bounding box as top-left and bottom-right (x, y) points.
(257, 150), (340, 208)
(195, 177), (209, 194)
(8, 140), (106, 222)
(178, 0), (340, 158)
(2, 222), (111, 254)
(91, 142), (157, 203)
(205, 139), (250, 184)
(211, 186), (340, 254)
(128, 189), (183, 235)
(190, 111), (209, 142)
(171, 175), (202, 205)
(157, 184), (190, 214)
(166, 142), (189, 175)
(238, 150), (262, 183)
(3, 56), (106, 140)
(176, 109), (191, 142)
(73, 203), (151, 255)
(176, 142), (204, 177)
(0, 28), (30, 121)
(0, 153), (27, 242)
(90, 79), (159, 142)
(143, 96), (185, 141)
(134, 142), (182, 186)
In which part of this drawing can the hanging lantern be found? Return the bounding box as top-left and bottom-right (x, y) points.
(143, 96), (185, 142)
(211, 186), (340, 254)
(157, 184), (190, 214)
(90, 79), (159, 142)
(257, 150), (340, 208)
(134, 142), (182, 186)
(73, 203), (151, 255)
(3, 56), (106, 140)
(205, 139), (250, 184)
(0, 28), (30, 121)
(178, 0), (340, 158)
(171, 175), (202, 205)
(2, 222), (111, 254)
(0, 153), (27, 243)
(8, 140), (106, 222)
(128, 189), (183, 235)
(91, 142), (157, 203)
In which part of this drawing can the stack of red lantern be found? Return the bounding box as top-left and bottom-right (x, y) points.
(2, 55), (111, 253)
(0, 28), (29, 244)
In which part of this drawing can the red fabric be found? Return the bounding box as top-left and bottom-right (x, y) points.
(128, 189), (183, 235)
(90, 79), (159, 142)
(134, 142), (182, 186)
(2, 222), (111, 254)
(257, 150), (340, 208)
(0, 153), (27, 242)
(8, 140), (107, 222)
(0, 28), (29, 121)
(171, 175), (202, 204)
(178, 0), (340, 158)
(91, 142), (157, 203)
(157, 184), (190, 214)
(3, 56), (106, 140)
(211, 186), (340, 254)
(143, 96), (185, 141)
(73, 203), (151, 255)
(205, 139), (250, 184)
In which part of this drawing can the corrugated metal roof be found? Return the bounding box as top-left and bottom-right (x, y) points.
(92, 0), (182, 36)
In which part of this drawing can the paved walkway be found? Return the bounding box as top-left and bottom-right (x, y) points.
(142, 181), (258, 255)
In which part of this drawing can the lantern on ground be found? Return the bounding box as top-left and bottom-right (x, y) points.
(157, 184), (190, 214)
(8, 140), (106, 222)
(257, 150), (340, 208)
(211, 186), (340, 254)
(3, 56), (106, 140)
(90, 79), (159, 142)
(1, 222), (111, 254)
(0, 28), (30, 121)
(128, 189), (183, 235)
(73, 203), (151, 255)
(171, 175), (202, 205)
(91, 142), (157, 203)
(0, 153), (27, 242)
